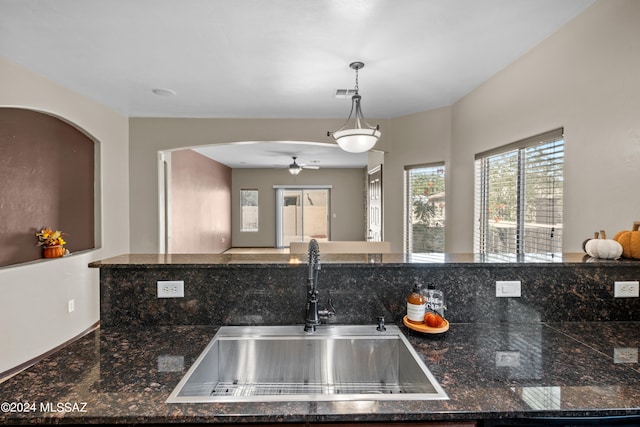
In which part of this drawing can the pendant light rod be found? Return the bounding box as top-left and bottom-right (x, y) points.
(351, 61), (364, 92)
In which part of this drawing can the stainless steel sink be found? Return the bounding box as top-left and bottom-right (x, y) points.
(166, 324), (448, 403)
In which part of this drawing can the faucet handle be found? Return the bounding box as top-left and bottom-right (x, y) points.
(376, 316), (386, 332)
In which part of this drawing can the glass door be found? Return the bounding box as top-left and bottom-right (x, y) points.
(276, 187), (330, 248)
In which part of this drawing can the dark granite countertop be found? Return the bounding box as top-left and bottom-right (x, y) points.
(88, 252), (639, 268)
(2, 321), (640, 425)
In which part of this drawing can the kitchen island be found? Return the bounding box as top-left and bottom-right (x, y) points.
(2, 252), (640, 425)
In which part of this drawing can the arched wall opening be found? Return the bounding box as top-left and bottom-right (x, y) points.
(0, 107), (99, 267)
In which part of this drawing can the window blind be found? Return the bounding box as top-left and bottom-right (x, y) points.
(474, 129), (564, 254)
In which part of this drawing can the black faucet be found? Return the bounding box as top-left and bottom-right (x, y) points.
(304, 239), (321, 332)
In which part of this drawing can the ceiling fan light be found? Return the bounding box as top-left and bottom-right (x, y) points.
(289, 157), (302, 174)
(333, 128), (380, 153)
(289, 165), (301, 175)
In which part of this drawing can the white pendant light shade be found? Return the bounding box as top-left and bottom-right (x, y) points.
(328, 62), (381, 153)
(333, 128), (381, 153)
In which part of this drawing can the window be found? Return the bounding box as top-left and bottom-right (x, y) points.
(405, 163), (445, 254)
(240, 189), (259, 232)
(474, 129), (564, 254)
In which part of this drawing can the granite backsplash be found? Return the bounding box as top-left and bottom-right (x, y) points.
(98, 257), (640, 328)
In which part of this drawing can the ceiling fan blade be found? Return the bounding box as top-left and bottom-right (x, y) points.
(302, 165), (320, 169)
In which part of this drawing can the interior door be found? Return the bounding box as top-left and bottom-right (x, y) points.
(367, 165), (383, 241)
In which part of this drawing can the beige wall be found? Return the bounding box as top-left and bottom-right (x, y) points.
(381, 107), (453, 252)
(0, 56), (129, 374)
(231, 168), (366, 247)
(448, 0), (640, 252)
(382, 0), (640, 253)
(170, 149), (231, 253)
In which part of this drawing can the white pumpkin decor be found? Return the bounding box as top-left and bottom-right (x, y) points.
(585, 230), (623, 259)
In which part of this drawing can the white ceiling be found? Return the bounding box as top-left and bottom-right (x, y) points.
(193, 141), (368, 169)
(0, 0), (595, 168)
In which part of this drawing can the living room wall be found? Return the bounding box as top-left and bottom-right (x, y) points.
(448, 0), (640, 252)
(231, 167), (366, 247)
(0, 55), (129, 375)
(169, 149), (231, 253)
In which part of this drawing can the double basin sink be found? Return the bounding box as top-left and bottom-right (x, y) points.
(166, 324), (448, 403)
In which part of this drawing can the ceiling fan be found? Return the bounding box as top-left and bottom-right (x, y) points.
(288, 156), (319, 175)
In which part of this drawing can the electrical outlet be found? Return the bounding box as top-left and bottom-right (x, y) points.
(67, 299), (75, 313)
(496, 280), (521, 297)
(614, 347), (638, 364)
(614, 281), (639, 298)
(157, 281), (184, 298)
(495, 350), (520, 367)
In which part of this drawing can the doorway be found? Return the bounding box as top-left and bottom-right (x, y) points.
(275, 186), (330, 248)
(367, 165), (383, 241)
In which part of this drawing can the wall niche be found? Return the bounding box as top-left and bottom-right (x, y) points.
(0, 108), (96, 267)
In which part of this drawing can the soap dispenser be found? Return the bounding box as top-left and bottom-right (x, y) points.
(406, 284), (426, 324)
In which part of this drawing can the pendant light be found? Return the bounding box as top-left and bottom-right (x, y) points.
(327, 61), (381, 153)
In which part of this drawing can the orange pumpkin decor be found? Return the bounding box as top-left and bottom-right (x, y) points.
(424, 311), (445, 328)
(43, 245), (65, 258)
(614, 221), (640, 259)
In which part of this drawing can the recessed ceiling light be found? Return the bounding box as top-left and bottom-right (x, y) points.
(152, 88), (176, 96)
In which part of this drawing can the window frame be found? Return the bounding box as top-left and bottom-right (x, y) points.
(240, 189), (259, 232)
(404, 162), (446, 254)
(474, 128), (564, 255)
